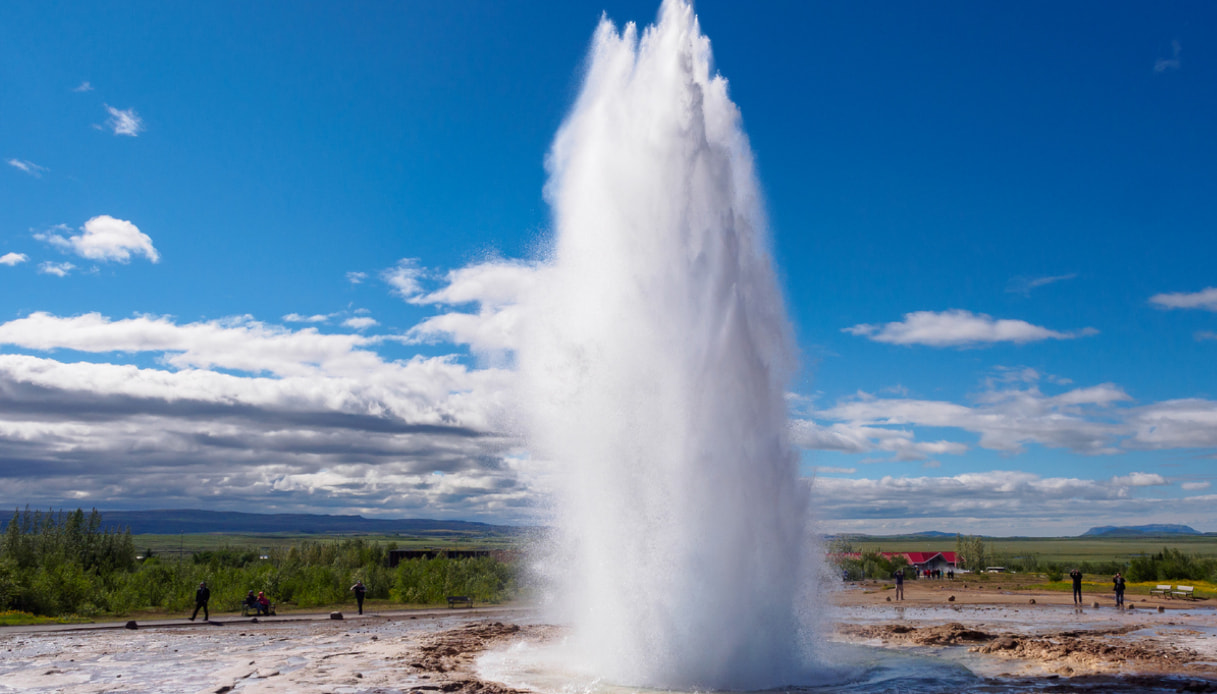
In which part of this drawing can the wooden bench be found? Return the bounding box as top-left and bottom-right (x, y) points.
(1149, 584), (1172, 597)
(446, 595), (473, 608)
(1172, 585), (1197, 600)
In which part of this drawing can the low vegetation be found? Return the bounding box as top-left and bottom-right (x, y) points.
(0, 507), (519, 621)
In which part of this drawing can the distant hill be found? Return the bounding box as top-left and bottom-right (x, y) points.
(43, 509), (527, 536)
(1082, 524), (1200, 537)
(905, 531), (956, 538)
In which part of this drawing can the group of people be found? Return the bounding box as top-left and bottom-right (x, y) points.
(187, 579), (370, 620)
(1069, 568), (1127, 607)
(242, 590), (273, 615)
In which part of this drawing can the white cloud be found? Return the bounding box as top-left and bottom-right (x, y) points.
(283, 313), (333, 323)
(1197, 331), (1217, 342)
(811, 469), (1213, 534)
(1111, 472), (1168, 487)
(1155, 40), (1182, 72)
(790, 419), (967, 461)
(1150, 287), (1217, 312)
(1125, 398), (1217, 449)
(818, 379), (1131, 456)
(843, 310), (1097, 347)
(36, 215), (159, 263)
(812, 466), (856, 475)
(73, 81), (93, 92)
(382, 259), (425, 299)
(38, 261), (75, 277)
(1007, 273), (1077, 296)
(0, 253), (28, 266)
(1182, 482), (1211, 491)
(401, 260), (540, 355)
(7, 158), (48, 177)
(346, 271), (368, 284)
(0, 311), (529, 522)
(344, 317), (379, 330)
(104, 105), (144, 136)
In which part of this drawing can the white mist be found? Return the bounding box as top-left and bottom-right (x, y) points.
(518, 1), (818, 689)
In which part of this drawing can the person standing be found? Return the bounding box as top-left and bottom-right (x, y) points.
(190, 581), (210, 621)
(1069, 568), (1084, 605)
(894, 568), (905, 601)
(1113, 572), (1126, 607)
(351, 580), (367, 615)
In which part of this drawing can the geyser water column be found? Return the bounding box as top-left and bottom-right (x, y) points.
(519, 0), (817, 689)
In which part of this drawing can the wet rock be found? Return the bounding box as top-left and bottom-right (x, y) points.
(948, 595), (956, 602)
(124, 620), (138, 630)
(1159, 606), (1166, 613)
(885, 596), (891, 602)
(1092, 601), (1100, 608)
(330, 612), (343, 620)
(1028, 599), (1036, 604)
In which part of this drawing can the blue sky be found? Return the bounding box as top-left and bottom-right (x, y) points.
(2, 1), (1215, 534)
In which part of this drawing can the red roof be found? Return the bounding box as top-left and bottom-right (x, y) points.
(831, 551), (957, 566)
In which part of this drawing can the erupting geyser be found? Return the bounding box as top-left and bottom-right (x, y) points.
(519, 0), (819, 689)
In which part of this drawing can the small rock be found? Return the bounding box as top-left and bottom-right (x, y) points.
(948, 595), (956, 602)
(371, 635), (378, 640)
(330, 612), (344, 620)
(1028, 599), (1036, 605)
(1092, 601), (1100, 608)
(1128, 603), (1136, 610)
(124, 621), (138, 630)
(885, 596), (891, 602)
(1159, 606), (1166, 613)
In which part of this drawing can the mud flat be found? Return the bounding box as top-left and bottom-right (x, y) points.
(3, 590), (1217, 693)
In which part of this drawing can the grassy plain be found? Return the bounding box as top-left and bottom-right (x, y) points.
(850, 535), (1217, 566)
(133, 531), (522, 559)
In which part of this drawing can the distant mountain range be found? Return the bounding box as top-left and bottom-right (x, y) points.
(1081, 524), (1202, 537)
(65, 509), (525, 536)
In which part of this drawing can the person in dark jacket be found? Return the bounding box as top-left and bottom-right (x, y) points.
(893, 569), (905, 601)
(1069, 568), (1083, 605)
(351, 580), (367, 615)
(190, 581), (210, 621)
(1113, 572), (1126, 607)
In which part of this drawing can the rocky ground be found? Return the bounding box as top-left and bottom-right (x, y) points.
(2, 584), (1216, 693)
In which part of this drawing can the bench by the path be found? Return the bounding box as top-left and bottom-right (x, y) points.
(446, 596), (474, 608)
(1150, 585), (1172, 597)
(1173, 585), (1197, 600)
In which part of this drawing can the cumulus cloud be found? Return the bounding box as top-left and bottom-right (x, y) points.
(382, 259), (425, 299)
(344, 317), (379, 330)
(1150, 287), (1217, 312)
(7, 159), (48, 178)
(0, 253), (28, 267)
(104, 105), (144, 136)
(73, 81), (94, 92)
(36, 215), (159, 263)
(38, 261), (75, 277)
(810, 470), (1213, 534)
(1111, 472), (1168, 487)
(1182, 482), (1211, 491)
(843, 310), (1097, 347)
(0, 312), (528, 522)
(790, 419), (967, 461)
(346, 271), (368, 285)
(405, 260), (540, 355)
(812, 377), (1132, 457)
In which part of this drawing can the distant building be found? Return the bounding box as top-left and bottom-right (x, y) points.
(832, 551), (958, 575)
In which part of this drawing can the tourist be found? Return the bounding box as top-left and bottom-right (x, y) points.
(190, 581), (210, 621)
(256, 591), (271, 615)
(242, 590), (258, 615)
(351, 580), (367, 615)
(1113, 572), (1126, 607)
(894, 568), (904, 601)
(1069, 568), (1083, 605)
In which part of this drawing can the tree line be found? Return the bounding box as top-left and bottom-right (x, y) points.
(0, 508), (518, 619)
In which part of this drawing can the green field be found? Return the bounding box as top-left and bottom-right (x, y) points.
(848, 535), (1217, 566)
(133, 531), (523, 559)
